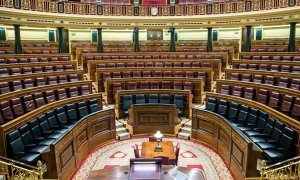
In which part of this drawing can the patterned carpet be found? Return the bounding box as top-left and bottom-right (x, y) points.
(71, 137), (234, 180)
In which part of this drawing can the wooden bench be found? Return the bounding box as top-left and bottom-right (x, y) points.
(232, 60), (300, 73)
(0, 53), (71, 63)
(115, 89), (192, 119)
(23, 47), (58, 54)
(0, 61), (77, 74)
(104, 77), (204, 104)
(87, 59), (221, 81)
(0, 94), (113, 180)
(250, 45), (288, 52)
(0, 81), (93, 124)
(0, 47), (15, 54)
(96, 67), (213, 91)
(225, 69), (300, 90)
(239, 52), (300, 60)
(216, 79), (300, 119)
(192, 92), (300, 179)
(75, 47), (134, 61)
(81, 52), (228, 72)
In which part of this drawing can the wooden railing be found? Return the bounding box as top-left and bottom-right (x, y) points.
(0, 0), (298, 16)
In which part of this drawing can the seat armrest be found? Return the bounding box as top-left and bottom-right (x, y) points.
(25, 144), (36, 148)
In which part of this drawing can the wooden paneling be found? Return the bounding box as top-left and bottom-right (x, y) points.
(42, 109), (115, 180)
(192, 108), (262, 179)
(0, 94), (103, 157)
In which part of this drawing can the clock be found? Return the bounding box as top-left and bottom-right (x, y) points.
(151, 7), (158, 16)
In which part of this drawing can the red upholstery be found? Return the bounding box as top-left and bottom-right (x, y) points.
(232, 86), (243, 97)
(221, 84), (230, 95)
(11, 98), (24, 117)
(257, 89), (269, 104)
(57, 89), (67, 100)
(268, 92), (280, 109)
(23, 95), (36, 112)
(45, 90), (56, 103)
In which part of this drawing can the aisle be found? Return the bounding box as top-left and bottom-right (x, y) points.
(71, 137), (234, 180)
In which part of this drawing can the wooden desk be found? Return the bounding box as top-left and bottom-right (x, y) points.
(128, 104), (180, 135)
(141, 141), (176, 164)
(88, 165), (206, 180)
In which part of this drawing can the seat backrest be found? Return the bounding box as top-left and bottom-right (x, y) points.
(269, 120), (284, 143)
(160, 94), (170, 104)
(227, 102), (239, 122)
(6, 130), (26, 159)
(148, 94), (158, 103)
(257, 89), (269, 104)
(281, 95), (294, 113)
(11, 98), (24, 116)
(237, 105), (249, 124)
(217, 99), (228, 116)
(122, 95), (133, 112)
(206, 98), (217, 112)
(174, 95), (184, 112)
(1, 101), (14, 122)
(246, 108), (258, 126)
(277, 126), (295, 153)
(135, 94), (145, 104)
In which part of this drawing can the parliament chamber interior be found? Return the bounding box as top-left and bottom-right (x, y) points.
(0, 0), (299, 179)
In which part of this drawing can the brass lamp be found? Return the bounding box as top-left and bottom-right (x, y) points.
(154, 131), (163, 152)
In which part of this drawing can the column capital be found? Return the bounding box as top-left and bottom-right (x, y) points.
(97, 28), (102, 30)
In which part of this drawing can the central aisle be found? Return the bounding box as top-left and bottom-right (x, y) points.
(71, 137), (234, 180)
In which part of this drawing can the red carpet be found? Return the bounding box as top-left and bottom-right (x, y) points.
(71, 137), (234, 180)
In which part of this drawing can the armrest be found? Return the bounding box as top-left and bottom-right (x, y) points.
(43, 131), (53, 135)
(14, 152), (25, 155)
(34, 137), (45, 140)
(267, 140), (279, 144)
(253, 128), (263, 132)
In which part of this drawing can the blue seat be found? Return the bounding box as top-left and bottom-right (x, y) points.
(122, 95), (132, 119)
(160, 94), (170, 104)
(174, 95), (184, 119)
(206, 98), (217, 112)
(135, 94), (145, 104)
(148, 94), (158, 103)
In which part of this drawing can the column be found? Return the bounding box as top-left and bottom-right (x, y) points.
(133, 27), (139, 52)
(14, 24), (22, 54)
(244, 25), (252, 52)
(207, 27), (212, 52)
(169, 27), (176, 52)
(57, 27), (64, 53)
(288, 22), (297, 52)
(97, 28), (103, 53)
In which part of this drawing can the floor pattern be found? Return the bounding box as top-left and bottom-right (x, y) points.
(71, 137), (234, 180)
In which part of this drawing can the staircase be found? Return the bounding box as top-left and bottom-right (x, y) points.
(115, 120), (131, 140)
(177, 120), (191, 140)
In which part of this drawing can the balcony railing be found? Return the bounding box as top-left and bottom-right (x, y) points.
(260, 156), (300, 179)
(0, 0), (299, 16)
(0, 156), (43, 180)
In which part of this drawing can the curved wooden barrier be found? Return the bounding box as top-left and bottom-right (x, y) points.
(0, 61), (77, 70)
(42, 108), (115, 180)
(232, 60), (300, 70)
(192, 107), (262, 180)
(0, 93), (103, 157)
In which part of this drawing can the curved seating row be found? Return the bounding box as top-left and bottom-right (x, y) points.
(96, 67), (212, 91)
(0, 54), (70, 64)
(104, 77), (204, 104)
(233, 60), (300, 73)
(87, 59), (221, 80)
(0, 82), (92, 124)
(225, 69), (300, 90)
(239, 52), (300, 61)
(218, 81), (300, 120)
(6, 99), (100, 165)
(0, 72), (81, 95)
(80, 52), (228, 71)
(205, 97), (295, 163)
(250, 48), (287, 52)
(0, 64), (75, 76)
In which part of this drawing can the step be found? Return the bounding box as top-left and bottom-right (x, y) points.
(184, 120), (192, 127)
(115, 121), (124, 128)
(116, 127), (127, 134)
(181, 127), (191, 134)
(118, 132), (131, 140)
(177, 132), (190, 140)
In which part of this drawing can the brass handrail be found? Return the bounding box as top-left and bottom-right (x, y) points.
(260, 157), (300, 180)
(0, 156), (43, 180)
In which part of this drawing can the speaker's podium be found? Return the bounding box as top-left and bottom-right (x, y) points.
(128, 104), (180, 135)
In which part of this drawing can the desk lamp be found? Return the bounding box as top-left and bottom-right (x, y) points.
(154, 131), (163, 152)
